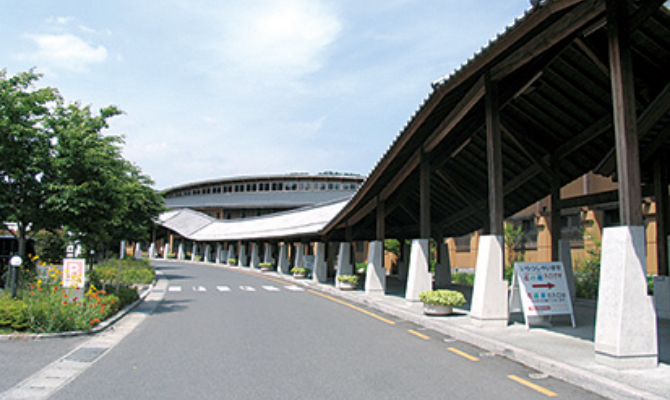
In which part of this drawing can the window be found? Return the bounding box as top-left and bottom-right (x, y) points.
(272, 182), (284, 191)
(561, 214), (583, 248)
(246, 183), (257, 192)
(234, 184), (245, 193)
(454, 234), (471, 252)
(286, 182), (297, 191)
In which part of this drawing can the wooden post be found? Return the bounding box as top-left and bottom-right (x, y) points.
(607, 0), (643, 226)
(485, 72), (504, 236)
(550, 158), (561, 261)
(376, 198), (385, 241)
(420, 153), (431, 239)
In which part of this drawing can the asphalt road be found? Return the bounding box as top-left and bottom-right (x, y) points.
(6, 261), (605, 399)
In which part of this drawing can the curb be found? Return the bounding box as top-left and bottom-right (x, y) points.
(0, 282), (155, 342)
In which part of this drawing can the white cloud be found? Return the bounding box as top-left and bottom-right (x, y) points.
(215, 0), (341, 82)
(21, 33), (108, 72)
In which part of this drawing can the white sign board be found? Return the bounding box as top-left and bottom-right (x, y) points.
(511, 261), (575, 328)
(63, 258), (86, 288)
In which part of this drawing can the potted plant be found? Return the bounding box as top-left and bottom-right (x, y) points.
(336, 275), (359, 290)
(418, 289), (466, 316)
(290, 267), (310, 279)
(259, 262), (273, 272)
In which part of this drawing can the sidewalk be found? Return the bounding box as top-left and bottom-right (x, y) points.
(285, 274), (670, 400)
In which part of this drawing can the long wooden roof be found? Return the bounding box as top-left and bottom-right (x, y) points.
(324, 0), (670, 241)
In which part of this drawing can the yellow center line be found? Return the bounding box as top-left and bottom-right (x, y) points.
(508, 375), (558, 397)
(447, 347), (480, 362)
(307, 289), (396, 325)
(408, 329), (431, 340)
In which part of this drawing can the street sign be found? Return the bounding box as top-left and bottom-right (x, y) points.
(510, 261), (575, 328)
(63, 258), (86, 288)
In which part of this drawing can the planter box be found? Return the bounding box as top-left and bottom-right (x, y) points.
(338, 282), (357, 290)
(261, 267), (272, 273)
(293, 273), (306, 279)
(423, 303), (453, 316)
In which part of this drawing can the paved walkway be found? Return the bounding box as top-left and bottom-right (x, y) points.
(288, 274), (669, 400)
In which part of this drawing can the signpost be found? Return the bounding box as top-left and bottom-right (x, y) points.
(62, 258), (86, 288)
(509, 261), (576, 328)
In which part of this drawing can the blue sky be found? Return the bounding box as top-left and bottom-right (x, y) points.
(1, 0), (531, 190)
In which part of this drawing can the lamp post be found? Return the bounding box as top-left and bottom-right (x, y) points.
(9, 255), (22, 298)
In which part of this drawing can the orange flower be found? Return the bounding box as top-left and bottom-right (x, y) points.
(30, 292), (35, 296)
(63, 294), (68, 298)
(62, 301), (67, 305)
(101, 308), (106, 313)
(73, 297), (78, 302)
(29, 284), (35, 290)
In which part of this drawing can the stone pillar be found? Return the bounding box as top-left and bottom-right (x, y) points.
(204, 244), (212, 263)
(134, 243), (142, 260)
(595, 226), (658, 369)
(405, 239), (432, 303)
(215, 244), (222, 264)
(239, 243), (248, 267)
(469, 235), (509, 327)
(263, 243), (274, 265)
(250, 242), (260, 269)
(148, 243), (157, 259)
(163, 243), (170, 260)
(313, 242), (327, 283)
(177, 242), (185, 260)
(294, 243), (305, 268)
(434, 239), (452, 289)
(559, 239), (576, 305)
(336, 242), (353, 277)
(278, 244), (290, 275)
(655, 275), (670, 320)
(190, 243), (197, 262)
(365, 241), (386, 296)
(227, 243), (236, 265)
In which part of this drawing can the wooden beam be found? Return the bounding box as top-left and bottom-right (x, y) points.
(423, 76), (486, 153)
(629, 0), (667, 32)
(380, 149), (421, 201)
(550, 158), (561, 261)
(641, 124), (670, 165)
(501, 123), (553, 176)
(556, 115), (612, 160)
(435, 169), (470, 205)
(491, 0), (605, 80)
(420, 153), (431, 238)
(346, 197), (377, 227)
(376, 198), (386, 241)
(607, 0), (643, 226)
(486, 73), (504, 236)
(574, 38), (609, 77)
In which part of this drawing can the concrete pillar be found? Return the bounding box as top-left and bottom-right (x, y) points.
(134, 243), (142, 260)
(313, 242), (327, 283)
(148, 243), (157, 259)
(263, 243), (274, 265)
(405, 239), (433, 303)
(190, 243), (197, 262)
(294, 243), (305, 268)
(336, 242), (353, 277)
(227, 243), (236, 265)
(365, 241), (386, 296)
(469, 235), (509, 327)
(239, 244), (248, 267)
(204, 244), (212, 263)
(215, 244), (222, 264)
(655, 275), (670, 320)
(177, 242), (185, 260)
(397, 241), (410, 282)
(559, 239), (576, 306)
(163, 243), (170, 260)
(434, 239), (452, 289)
(278, 244), (290, 275)
(250, 243), (260, 269)
(595, 226), (658, 369)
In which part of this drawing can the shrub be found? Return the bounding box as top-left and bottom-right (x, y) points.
(90, 258), (155, 286)
(0, 294), (28, 330)
(228, 259), (237, 265)
(419, 289), (466, 307)
(259, 262), (272, 269)
(336, 275), (359, 285)
(451, 272), (475, 286)
(290, 267), (310, 275)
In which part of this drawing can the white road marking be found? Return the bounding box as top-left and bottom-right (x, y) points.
(168, 286), (182, 292)
(193, 286), (207, 292)
(262, 286), (280, 292)
(284, 286), (304, 292)
(239, 286), (256, 292)
(216, 286), (231, 292)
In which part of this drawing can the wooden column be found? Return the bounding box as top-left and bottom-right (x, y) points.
(376, 198), (385, 241)
(550, 158), (561, 261)
(420, 153), (431, 239)
(655, 157), (669, 276)
(485, 72), (504, 236)
(607, 0), (643, 226)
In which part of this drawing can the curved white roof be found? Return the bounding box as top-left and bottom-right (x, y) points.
(157, 198), (349, 242)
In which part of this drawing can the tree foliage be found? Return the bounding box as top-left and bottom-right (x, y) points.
(1, 69), (164, 261)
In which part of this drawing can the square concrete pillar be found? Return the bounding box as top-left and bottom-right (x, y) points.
(163, 243), (170, 260)
(434, 240), (452, 289)
(148, 243), (157, 259)
(263, 243), (274, 265)
(250, 243), (260, 269)
(177, 243), (185, 260)
(204, 244), (212, 263)
(134, 243), (143, 260)
(365, 241), (386, 297)
(595, 226), (658, 369)
(278, 244), (290, 275)
(469, 235), (509, 327)
(215, 244), (222, 264)
(336, 242), (353, 277)
(405, 239), (433, 303)
(190, 243), (197, 262)
(239, 244), (248, 267)
(294, 243), (305, 269)
(313, 242), (327, 283)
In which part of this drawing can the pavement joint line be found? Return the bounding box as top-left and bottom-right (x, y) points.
(508, 375), (558, 397)
(408, 329), (431, 340)
(306, 289), (397, 325)
(448, 347), (480, 362)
